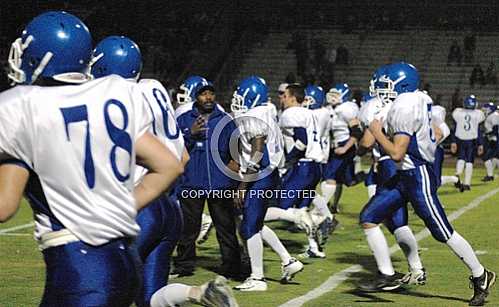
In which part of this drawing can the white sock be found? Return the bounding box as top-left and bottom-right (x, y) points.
(264, 207), (298, 223)
(261, 225), (291, 264)
(320, 181), (336, 203)
(485, 160), (494, 177)
(367, 185), (377, 199)
(446, 231), (484, 278)
(493, 158), (499, 169)
(151, 283), (191, 307)
(441, 175), (459, 185)
(394, 226), (423, 271)
(456, 159), (465, 175)
(308, 235), (320, 253)
(354, 156), (362, 173)
(247, 233), (265, 279)
(312, 195), (333, 219)
(464, 162), (473, 185)
(364, 226), (395, 276)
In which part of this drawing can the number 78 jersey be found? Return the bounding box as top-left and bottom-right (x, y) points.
(452, 108), (485, 140)
(0, 75), (152, 246)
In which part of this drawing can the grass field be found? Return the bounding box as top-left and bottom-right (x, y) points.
(1, 166), (498, 307)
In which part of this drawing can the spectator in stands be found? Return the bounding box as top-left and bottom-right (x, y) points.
(336, 45), (349, 65)
(451, 87), (462, 110)
(485, 61), (497, 85)
(447, 40), (462, 66)
(464, 32), (476, 64)
(470, 64), (485, 88)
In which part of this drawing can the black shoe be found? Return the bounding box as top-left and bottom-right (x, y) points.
(469, 269), (496, 306)
(169, 267), (194, 279)
(455, 176), (462, 189)
(482, 176), (494, 182)
(358, 272), (403, 292)
(462, 184), (471, 191)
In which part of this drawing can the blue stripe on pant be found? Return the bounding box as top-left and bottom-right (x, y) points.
(400, 165), (454, 242)
(279, 161), (321, 209)
(41, 238), (140, 307)
(456, 138), (477, 163)
(135, 194), (184, 307)
(240, 171), (279, 240)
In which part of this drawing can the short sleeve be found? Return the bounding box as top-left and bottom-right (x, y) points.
(389, 97), (419, 136)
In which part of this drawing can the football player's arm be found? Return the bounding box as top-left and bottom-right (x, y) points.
(357, 129), (376, 157)
(369, 119), (410, 162)
(234, 135), (266, 209)
(134, 132), (184, 210)
(0, 163), (29, 222)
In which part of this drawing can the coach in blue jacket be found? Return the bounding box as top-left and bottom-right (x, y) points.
(173, 82), (243, 279)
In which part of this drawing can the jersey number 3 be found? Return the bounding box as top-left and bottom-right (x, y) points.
(60, 99), (132, 188)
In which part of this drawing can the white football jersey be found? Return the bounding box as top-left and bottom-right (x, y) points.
(235, 103), (284, 172)
(387, 91), (437, 170)
(280, 106), (324, 162)
(358, 96), (391, 130)
(484, 111), (499, 141)
(452, 108), (485, 140)
(0, 75), (152, 246)
(330, 101), (359, 146)
(135, 79), (185, 182)
(311, 106), (333, 163)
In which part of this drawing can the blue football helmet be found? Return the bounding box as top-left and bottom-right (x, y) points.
(231, 76), (268, 114)
(90, 36), (142, 80)
(177, 75), (209, 105)
(326, 83), (351, 105)
(482, 101), (497, 115)
(8, 11), (92, 85)
(369, 64), (390, 97)
(463, 95), (478, 109)
(303, 85), (325, 109)
(374, 62), (420, 104)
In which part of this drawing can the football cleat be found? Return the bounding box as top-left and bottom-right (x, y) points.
(199, 275), (239, 307)
(298, 248), (326, 259)
(469, 269), (496, 306)
(234, 277), (267, 291)
(280, 258), (304, 284)
(462, 184), (471, 192)
(358, 272), (403, 292)
(297, 209), (317, 237)
(197, 213), (213, 245)
(481, 176), (494, 182)
(398, 268), (427, 285)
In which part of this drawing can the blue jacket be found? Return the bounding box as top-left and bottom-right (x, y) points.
(176, 103), (238, 190)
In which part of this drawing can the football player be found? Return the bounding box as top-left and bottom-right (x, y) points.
(481, 102), (499, 181)
(230, 76), (304, 291)
(451, 95), (485, 191)
(365, 62), (495, 306)
(0, 12), (184, 306)
(323, 83), (360, 213)
(264, 83), (324, 258)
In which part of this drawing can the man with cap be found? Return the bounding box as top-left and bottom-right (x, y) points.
(174, 81), (244, 279)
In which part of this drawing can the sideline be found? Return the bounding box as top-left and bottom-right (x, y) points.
(279, 187), (499, 307)
(0, 222), (34, 234)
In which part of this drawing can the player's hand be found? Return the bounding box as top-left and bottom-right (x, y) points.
(450, 143), (457, 154)
(233, 188), (246, 210)
(348, 118), (360, 127)
(191, 115), (208, 136)
(368, 119), (383, 136)
(334, 146), (347, 155)
(477, 145), (484, 156)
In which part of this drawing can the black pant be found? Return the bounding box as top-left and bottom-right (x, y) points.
(174, 192), (241, 274)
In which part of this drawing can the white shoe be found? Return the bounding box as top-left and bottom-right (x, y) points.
(298, 248), (326, 259)
(234, 277), (267, 291)
(200, 275), (239, 307)
(197, 214), (213, 245)
(398, 268), (427, 285)
(281, 258), (304, 283)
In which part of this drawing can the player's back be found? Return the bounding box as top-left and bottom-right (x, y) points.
(0, 75), (151, 246)
(388, 91), (436, 169)
(280, 106), (324, 162)
(484, 111), (499, 137)
(452, 108), (485, 140)
(311, 106), (333, 163)
(331, 101), (359, 143)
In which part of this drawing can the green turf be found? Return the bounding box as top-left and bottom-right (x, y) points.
(1, 167), (498, 306)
